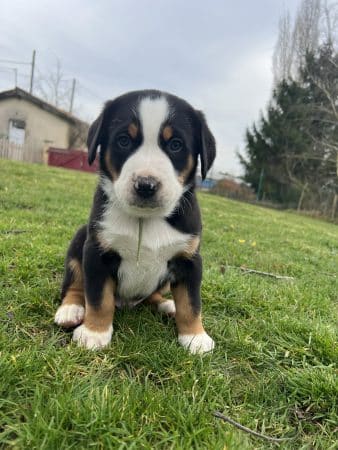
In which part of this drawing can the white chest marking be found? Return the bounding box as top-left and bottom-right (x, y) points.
(98, 205), (192, 300)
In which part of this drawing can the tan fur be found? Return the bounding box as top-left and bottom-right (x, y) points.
(84, 278), (115, 332)
(178, 154), (194, 184)
(171, 284), (204, 335)
(128, 123), (138, 139)
(162, 125), (173, 141)
(146, 282), (170, 306)
(62, 259), (85, 307)
(96, 230), (112, 252)
(180, 236), (200, 259)
(104, 151), (118, 181)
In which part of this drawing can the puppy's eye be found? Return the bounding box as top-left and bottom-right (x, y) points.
(168, 138), (183, 153)
(116, 134), (132, 149)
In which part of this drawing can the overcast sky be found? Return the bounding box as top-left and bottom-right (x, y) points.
(0, 0), (301, 176)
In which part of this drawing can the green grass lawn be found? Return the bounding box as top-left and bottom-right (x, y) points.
(0, 159), (337, 449)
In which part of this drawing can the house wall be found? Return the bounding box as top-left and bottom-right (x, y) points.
(0, 97), (71, 159)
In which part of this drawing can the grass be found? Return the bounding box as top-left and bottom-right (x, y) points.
(0, 159), (337, 449)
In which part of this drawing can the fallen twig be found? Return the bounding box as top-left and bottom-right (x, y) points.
(1, 230), (28, 235)
(213, 411), (294, 443)
(240, 267), (294, 280)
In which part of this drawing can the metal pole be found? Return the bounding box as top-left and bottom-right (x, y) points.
(69, 78), (76, 113)
(29, 50), (36, 94)
(14, 68), (17, 87)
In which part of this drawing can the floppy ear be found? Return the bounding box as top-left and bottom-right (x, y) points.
(87, 112), (105, 165)
(195, 110), (216, 180)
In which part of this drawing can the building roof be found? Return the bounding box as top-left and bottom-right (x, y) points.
(0, 87), (87, 126)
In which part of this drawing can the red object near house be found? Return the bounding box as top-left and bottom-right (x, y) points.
(47, 148), (99, 173)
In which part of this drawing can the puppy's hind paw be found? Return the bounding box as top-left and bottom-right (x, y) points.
(157, 299), (176, 316)
(54, 304), (85, 328)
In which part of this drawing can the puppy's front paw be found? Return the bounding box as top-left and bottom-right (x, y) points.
(157, 299), (176, 316)
(72, 324), (113, 349)
(178, 332), (215, 354)
(54, 304), (85, 328)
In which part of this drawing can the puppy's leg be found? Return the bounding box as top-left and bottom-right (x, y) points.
(73, 239), (116, 350)
(171, 255), (214, 354)
(147, 283), (176, 316)
(55, 226), (87, 328)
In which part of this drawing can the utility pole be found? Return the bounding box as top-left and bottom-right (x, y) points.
(256, 167), (265, 201)
(29, 50), (36, 94)
(14, 68), (17, 87)
(69, 78), (76, 113)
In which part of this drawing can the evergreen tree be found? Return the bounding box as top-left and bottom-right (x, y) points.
(239, 43), (337, 214)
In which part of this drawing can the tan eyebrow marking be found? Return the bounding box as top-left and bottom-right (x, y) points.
(128, 123), (138, 139)
(162, 125), (173, 141)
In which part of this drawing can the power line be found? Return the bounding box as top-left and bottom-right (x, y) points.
(0, 59), (30, 65)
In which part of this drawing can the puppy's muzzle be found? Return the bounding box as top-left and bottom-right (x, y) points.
(133, 176), (160, 199)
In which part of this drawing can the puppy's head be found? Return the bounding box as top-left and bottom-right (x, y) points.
(88, 90), (216, 218)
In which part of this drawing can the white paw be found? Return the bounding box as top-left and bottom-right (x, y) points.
(54, 304), (85, 328)
(157, 299), (176, 316)
(72, 324), (113, 349)
(178, 332), (215, 354)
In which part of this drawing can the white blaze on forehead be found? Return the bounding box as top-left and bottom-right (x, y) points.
(138, 96), (169, 145)
(112, 94), (183, 218)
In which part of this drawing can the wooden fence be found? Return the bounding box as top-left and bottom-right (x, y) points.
(0, 139), (43, 163)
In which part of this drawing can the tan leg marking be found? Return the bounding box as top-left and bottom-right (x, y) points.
(172, 284), (215, 354)
(72, 279), (115, 349)
(62, 259), (85, 307)
(55, 259), (85, 328)
(178, 235), (200, 259)
(147, 285), (176, 316)
(171, 284), (204, 335)
(84, 278), (115, 332)
(147, 291), (168, 307)
(147, 282), (170, 306)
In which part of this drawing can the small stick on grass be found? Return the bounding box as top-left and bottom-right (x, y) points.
(240, 267), (294, 280)
(213, 411), (294, 443)
(1, 230), (28, 235)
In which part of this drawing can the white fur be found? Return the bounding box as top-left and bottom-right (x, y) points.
(54, 304), (84, 327)
(98, 186), (192, 300)
(72, 324), (113, 349)
(113, 96), (183, 218)
(157, 299), (176, 315)
(178, 332), (215, 354)
(139, 96), (169, 144)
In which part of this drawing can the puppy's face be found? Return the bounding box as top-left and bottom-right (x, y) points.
(87, 90), (216, 218)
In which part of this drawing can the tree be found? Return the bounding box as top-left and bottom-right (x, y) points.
(273, 11), (294, 86)
(245, 1), (338, 217)
(240, 45), (337, 215)
(272, 0), (338, 85)
(35, 58), (73, 110)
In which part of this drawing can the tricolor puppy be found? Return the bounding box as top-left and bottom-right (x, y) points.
(54, 90), (216, 354)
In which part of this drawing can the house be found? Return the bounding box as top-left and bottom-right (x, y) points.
(0, 87), (88, 162)
(195, 175), (217, 190)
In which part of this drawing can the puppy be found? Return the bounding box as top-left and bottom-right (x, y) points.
(54, 90), (216, 354)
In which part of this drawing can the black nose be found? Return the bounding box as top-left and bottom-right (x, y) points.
(134, 176), (160, 199)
